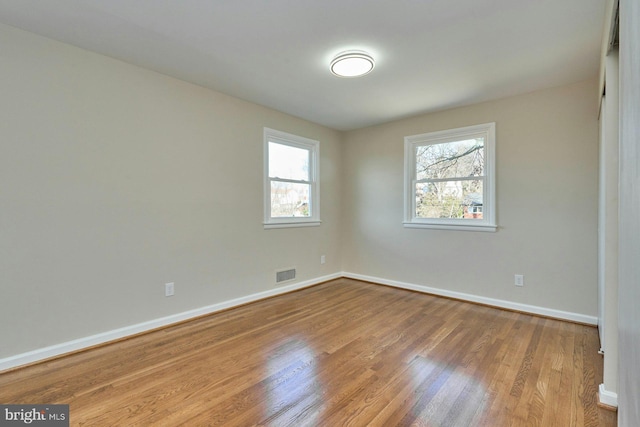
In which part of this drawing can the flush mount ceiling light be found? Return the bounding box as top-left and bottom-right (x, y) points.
(330, 50), (375, 77)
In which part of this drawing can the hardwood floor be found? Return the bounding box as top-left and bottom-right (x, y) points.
(0, 278), (616, 426)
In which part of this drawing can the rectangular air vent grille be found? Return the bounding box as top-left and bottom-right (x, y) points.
(276, 268), (296, 284)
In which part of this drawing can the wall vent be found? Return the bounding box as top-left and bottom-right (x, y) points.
(276, 268), (296, 284)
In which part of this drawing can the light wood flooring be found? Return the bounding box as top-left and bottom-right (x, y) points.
(0, 278), (616, 426)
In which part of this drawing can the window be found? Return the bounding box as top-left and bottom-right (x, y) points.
(264, 128), (320, 228)
(404, 122), (496, 231)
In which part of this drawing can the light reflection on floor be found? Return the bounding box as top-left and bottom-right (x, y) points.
(259, 337), (490, 426)
(263, 337), (321, 426)
(408, 355), (488, 426)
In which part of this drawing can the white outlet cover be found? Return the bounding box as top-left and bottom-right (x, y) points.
(165, 282), (175, 296)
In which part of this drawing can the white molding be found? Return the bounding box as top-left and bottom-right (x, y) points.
(598, 0), (620, 100)
(403, 222), (497, 232)
(263, 127), (320, 227)
(342, 272), (598, 325)
(403, 122), (496, 231)
(0, 272), (341, 372)
(1, 271), (599, 372)
(599, 383), (619, 408)
(264, 221), (321, 229)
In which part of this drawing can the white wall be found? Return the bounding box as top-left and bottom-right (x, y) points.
(0, 23), (342, 359)
(618, 0), (640, 424)
(341, 80), (599, 317)
(599, 48), (619, 404)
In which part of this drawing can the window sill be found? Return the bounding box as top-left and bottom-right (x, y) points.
(264, 220), (322, 229)
(403, 222), (497, 232)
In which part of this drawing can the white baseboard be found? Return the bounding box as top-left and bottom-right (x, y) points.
(0, 273), (341, 372)
(599, 383), (619, 408)
(342, 272), (598, 325)
(0, 271), (598, 372)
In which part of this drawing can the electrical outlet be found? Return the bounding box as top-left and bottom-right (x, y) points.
(165, 282), (175, 297)
(515, 275), (524, 287)
(321, 255), (326, 265)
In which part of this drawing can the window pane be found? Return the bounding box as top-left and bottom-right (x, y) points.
(270, 181), (311, 217)
(416, 138), (484, 180)
(415, 180), (484, 219)
(269, 142), (309, 181)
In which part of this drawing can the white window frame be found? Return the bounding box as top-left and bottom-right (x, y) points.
(264, 128), (320, 229)
(403, 122), (497, 232)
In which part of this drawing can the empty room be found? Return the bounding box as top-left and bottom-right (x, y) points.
(1, 1), (639, 426)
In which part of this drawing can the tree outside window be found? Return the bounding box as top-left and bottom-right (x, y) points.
(404, 123), (496, 231)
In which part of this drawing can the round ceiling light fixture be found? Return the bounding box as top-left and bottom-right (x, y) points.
(330, 50), (375, 78)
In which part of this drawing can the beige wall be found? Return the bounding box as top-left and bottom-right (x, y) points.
(0, 24), (342, 358)
(0, 21), (603, 364)
(341, 79), (599, 316)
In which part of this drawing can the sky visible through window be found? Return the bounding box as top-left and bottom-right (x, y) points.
(269, 142), (309, 181)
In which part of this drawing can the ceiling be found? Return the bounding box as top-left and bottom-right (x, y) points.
(0, 0), (606, 131)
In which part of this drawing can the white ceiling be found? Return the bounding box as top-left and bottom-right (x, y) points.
(0, 0), (606, 131)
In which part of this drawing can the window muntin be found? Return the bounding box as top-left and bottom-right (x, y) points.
(404, 123), (496, 231)
(264, 128), (320, 228)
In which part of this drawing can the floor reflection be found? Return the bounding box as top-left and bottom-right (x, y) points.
(263, 337), (321, 426)
(407, 355), (487, 425)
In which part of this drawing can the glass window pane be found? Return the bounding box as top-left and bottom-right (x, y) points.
(416, 138), (484, 180)
(415, 180), (484, 219)
(270, 181), (311, 217)
(269, 142), (309, 181)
